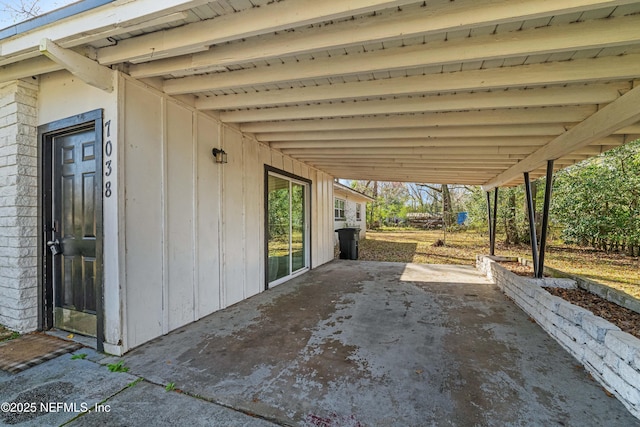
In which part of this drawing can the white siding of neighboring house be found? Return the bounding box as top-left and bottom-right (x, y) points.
(334, 191), (368, 245)
(30, 71), (335, 354)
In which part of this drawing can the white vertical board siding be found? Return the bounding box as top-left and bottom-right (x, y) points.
(271, 151), (284, 170)
(123, 81), (164, 347)
(282, 156), (293, 174)
(165, 101), (195, 331)
(118, 77), (335, 351)
(222, 127), (245, 306)
(38, 71), (122, 351)
(308, 168), (318, 268)
(196, 115), (221, 316)
(243, 136), (263, 298)
(323, 173), (333, 263)
(313, 169), (323, 268)
(309, 171), (335, 267)
(326, 178), (335, 262)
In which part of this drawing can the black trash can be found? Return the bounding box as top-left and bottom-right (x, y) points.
(336, 227), (360, 260)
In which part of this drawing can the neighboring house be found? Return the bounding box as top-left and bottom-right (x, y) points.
(333, 182), (375, 244)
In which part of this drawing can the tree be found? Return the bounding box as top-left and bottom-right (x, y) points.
(551, 139), (640, 255)
(1, 0), (42, 22)
(503, 187), (520, 245)
(412, 184), (466, 228)
(1, 1), (76, 26)
(349, 181), (410, 226)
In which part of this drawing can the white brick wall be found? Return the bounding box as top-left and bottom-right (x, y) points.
(477, 255), (640, 420)
(0, 79), (39, 333)
(333, 199), (366, 245)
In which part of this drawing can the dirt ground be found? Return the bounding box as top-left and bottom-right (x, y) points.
(358, 229), (640, 299)
(355, 229), (640, 340)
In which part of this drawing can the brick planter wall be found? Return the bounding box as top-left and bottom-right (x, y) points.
(477, 255), (640, 419)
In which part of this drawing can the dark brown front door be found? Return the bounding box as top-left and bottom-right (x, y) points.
(45, 125), (101, 337)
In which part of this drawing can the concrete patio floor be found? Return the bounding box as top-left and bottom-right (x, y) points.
(121, 260), (639, 426)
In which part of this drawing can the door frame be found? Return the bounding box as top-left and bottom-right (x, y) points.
(264, 165), (312, 290)
(38, 109), (104, 351)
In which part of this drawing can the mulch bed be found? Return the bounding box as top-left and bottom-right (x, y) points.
(496, 260), (640, 340)
(499, 261), (537, 277)
(545, 287), (640, 340)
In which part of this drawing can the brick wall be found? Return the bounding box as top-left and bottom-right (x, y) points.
(0, 79), (39, 333)
(477, 255), (640, 420)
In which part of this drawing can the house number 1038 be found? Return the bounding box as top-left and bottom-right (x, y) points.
(104, 120), (113, 198)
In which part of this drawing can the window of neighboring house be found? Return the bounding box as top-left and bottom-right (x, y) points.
(356, 204), (362, 221)
(334, 198), (346, 220)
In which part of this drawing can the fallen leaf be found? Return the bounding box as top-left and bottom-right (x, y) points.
(67, 334), (74, 339)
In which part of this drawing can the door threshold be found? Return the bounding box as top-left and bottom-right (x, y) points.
(45, 329), (97, 350)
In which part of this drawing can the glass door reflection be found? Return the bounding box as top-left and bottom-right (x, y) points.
(268, 175), (291, 283)
(267, 173), (308, 286)
(291, 182), (305, 273)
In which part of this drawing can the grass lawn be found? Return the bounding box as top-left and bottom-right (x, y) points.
(359, 228), (640, 299)
(0, 325), (18, 342)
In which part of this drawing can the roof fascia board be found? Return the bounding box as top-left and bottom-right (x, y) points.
(333, 182), (375, 202)
(0, 0), (209, 60)
(0, 0), (114, 40)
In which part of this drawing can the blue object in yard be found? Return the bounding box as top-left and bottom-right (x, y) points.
(457, 212), (468, 225)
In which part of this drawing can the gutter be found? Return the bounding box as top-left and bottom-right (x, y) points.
(0, 0), (114, 41)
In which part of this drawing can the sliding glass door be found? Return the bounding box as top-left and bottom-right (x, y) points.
(267, 172), (309, 286)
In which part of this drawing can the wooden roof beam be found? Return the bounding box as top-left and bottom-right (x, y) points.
(268, 137), (555, 149)
(239, 106), (596, 133)
(310, 161), (518, 168)
(97, 0), (418, 65)
(279, 137), (622, 157)
(39, 38), (114, 92)
(482, 84), (640, 190)
(258, 125), (566, 142)
(196, 54), (640, 110)
(163, 14), (640, 93)
(130, 0), (640, 77)
(0, 56), (61, 84)
(218, 83), (628, 122)
(279, 146), (544, 156)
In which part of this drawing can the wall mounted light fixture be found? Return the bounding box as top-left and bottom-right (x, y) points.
(212, 148), (228, 164)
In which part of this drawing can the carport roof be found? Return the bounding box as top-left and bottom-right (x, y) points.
(2, 0), (640, 189)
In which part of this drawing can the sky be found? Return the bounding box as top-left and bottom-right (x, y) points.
(0, 0), (77, 29)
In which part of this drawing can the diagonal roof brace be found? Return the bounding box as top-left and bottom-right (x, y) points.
(481, 82), (640, 191)
(39, 38), (114, 92)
